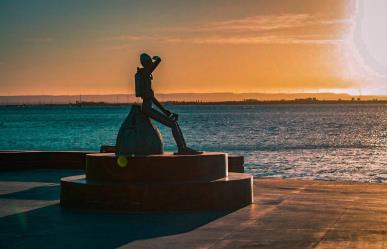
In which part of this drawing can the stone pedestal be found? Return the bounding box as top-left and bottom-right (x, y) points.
(60, 152), (253, 212)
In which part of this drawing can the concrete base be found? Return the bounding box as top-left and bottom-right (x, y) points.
(1, 150), (245, 174)
(86, 152), (228, 183)
(60, 152), (253, 212)
(60, 173), (253, 212)
(0, 151), (91, 170)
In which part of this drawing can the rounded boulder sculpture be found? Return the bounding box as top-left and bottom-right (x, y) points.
(116, 105), (163, 156)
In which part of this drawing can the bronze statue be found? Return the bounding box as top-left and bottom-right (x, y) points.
(135, 53), (201, 155)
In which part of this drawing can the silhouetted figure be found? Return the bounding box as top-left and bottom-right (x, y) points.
(135, 53), (201, 155)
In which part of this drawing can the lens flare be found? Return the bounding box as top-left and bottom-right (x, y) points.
(117, 156), (128, 168)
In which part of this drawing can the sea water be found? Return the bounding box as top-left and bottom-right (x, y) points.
(0, 104), (385, 183)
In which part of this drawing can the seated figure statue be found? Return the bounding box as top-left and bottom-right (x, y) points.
(135, 53), (201, 155)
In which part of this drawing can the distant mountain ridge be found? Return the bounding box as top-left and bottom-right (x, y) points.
(0, 93), (386, 105)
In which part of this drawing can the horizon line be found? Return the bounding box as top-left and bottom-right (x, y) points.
(1, 92), (386, 97)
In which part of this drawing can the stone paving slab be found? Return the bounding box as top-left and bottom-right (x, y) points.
(0, 170), (386, 248)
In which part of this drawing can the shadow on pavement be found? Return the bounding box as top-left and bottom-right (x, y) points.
(0, 169), (83, 182)
(0, 185), (60, 200)
(0, 204), (232, 249)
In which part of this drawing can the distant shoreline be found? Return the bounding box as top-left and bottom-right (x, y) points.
(1, 92), (387, 106)
(1, 99), (386, 107)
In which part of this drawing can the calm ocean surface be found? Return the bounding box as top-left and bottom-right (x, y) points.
(0, 104), (386, 183)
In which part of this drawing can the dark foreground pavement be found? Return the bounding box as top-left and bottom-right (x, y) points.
(0, 169), (386, 249)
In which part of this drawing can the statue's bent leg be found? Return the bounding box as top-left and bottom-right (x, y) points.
(142, 107), (186, 151)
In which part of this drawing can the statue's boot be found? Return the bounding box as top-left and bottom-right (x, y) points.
(175, 147), (203, 155)
(172, 122), (202, 155)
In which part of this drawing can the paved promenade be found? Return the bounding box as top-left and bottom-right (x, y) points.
(0, 169), (386, 248)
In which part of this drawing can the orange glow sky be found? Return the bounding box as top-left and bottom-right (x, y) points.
(0, 0), (386, 96)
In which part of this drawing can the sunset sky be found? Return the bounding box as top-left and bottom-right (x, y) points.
(0, 0), (386, 96)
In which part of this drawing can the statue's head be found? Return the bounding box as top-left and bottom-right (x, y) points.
(140, 53), (152, 67)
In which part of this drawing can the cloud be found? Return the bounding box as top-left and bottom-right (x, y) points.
(107, 34), (341, 48)
(107, 13), (349, 47)
(107, 35), (182, 43)
(194, 14), (312, 33)
(189, 35), (342, 45)
(320, 18), (353, 25)
(107, 35), (183, 50)
(166, 14), (351, 34)
(24, 37), (54, 43)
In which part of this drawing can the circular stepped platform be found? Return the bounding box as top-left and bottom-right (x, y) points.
(60, 152), (253, 212)
(86, 152), (228, 183)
